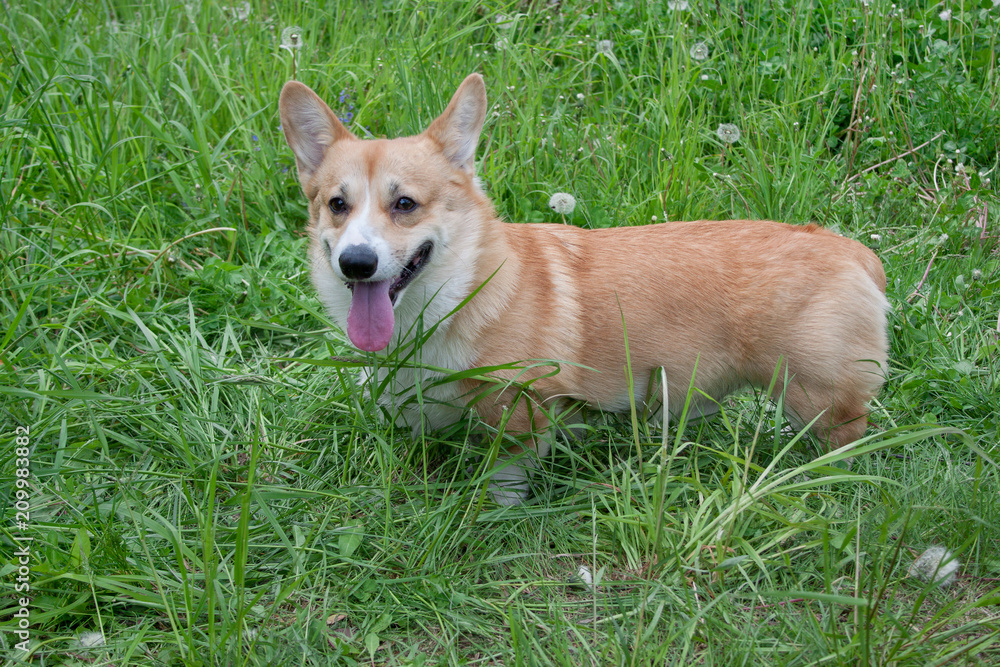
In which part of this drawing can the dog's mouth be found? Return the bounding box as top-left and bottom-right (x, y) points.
(390, 240), (434, 304)
(343, 241), (434, 352)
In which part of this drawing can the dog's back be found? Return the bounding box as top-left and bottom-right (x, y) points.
(458, 219), (888, 448)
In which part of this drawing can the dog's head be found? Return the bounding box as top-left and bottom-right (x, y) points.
(279, 74), (489, 352)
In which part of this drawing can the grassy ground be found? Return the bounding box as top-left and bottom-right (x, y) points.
(2, 0), (999, 664)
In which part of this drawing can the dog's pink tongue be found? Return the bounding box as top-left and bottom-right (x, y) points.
(347, 280), (394, 351)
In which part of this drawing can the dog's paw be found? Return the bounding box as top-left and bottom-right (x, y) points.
(488, 459), (532, 506)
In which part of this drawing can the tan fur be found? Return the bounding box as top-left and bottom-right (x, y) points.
(279, 74), (889, 467)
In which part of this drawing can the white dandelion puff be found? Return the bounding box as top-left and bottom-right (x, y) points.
(668, 0), (690, 10)
(229, 1), (251, 20)
(689, 42), (710, 61)
(548, 192), (577, 214)
(908, 546), (960, 588)
(596, 40), (614, 57)
(716, 123), (741, 144)
(280, 26), (304, 51)
(939, 9), (952, 21)
(74, 632), (106, 650)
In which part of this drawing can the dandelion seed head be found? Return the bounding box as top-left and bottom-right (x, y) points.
(229, 1), (250, 20)
(939, 9), (952, 20)
(495, 13), (514, 29)
(596, 39), (614, 57)
(908, 546), (960, 588)
(668, 0), (690, 10)
(548, 192), (577, 214)
(689, 42), (710, 61)
(716, 123), (741, 144)
(74, 632), (105, 650)
(280, 26), (304, 50)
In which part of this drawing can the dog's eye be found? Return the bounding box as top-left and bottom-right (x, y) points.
(394, 197), (417, 212)
(329, 197), (347, 213)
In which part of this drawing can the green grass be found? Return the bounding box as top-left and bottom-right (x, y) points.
(2, 0), (999, 664)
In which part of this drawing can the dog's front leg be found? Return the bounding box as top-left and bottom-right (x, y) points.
(464, 380), (552, 505)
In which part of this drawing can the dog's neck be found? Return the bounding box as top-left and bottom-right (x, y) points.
(444, 212), (520, 345)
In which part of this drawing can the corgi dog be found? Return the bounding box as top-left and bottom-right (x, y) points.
(279, 73), (889, 503)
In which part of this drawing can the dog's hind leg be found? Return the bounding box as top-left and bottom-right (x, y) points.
(781, 362), (885, 450)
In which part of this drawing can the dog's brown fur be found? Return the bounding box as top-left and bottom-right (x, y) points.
(280, 74), (889, 495)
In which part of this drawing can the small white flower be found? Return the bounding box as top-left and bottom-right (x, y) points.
(596, 39), (614, 57)
(668, 0), (690, 10)
(870, 233), (882, 242)
(908, 546), (960, 588)
(548, 192), (577, 214)
(689, 42), (710, 61)
(972, 269), (983, 281)
(939, 9), (952, 21)
(280, 26), (304, 51)
(716, 123), (741, 144)
(576, 92), (585, 100)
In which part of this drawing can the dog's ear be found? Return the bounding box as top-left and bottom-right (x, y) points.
(424, 73), (487, 173)
(279, 82), (355, 185)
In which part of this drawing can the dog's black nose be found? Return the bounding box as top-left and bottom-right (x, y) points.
(338, 244), (379, 280)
